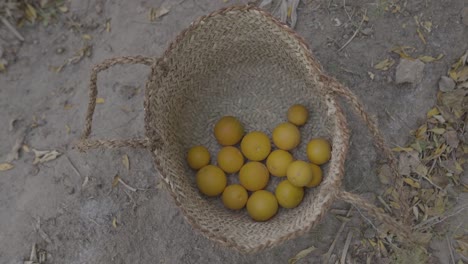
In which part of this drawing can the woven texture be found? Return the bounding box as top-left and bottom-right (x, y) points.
(78, 5), (410, 253)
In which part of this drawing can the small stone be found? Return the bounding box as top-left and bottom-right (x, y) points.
(462, 7), (468, 26)
(395, 59), (425, 84)
(55, 47), (65, 54)
(363, 228), (376, 239)
(361, 27), (373, 36)
(438, 76), (456, 92)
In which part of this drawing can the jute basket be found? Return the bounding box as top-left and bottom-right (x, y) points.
(78, 5), (410, 253)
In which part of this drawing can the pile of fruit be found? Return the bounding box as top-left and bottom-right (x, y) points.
(186, 104), (331, 222)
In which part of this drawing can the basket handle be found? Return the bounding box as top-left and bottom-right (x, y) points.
(321, 75), (412, 240)
(77, 56), (155, 151)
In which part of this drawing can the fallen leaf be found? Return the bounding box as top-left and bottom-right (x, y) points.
(417, 28), (426, 44)
(288, 245), (316, 264)
(64, 104), (73, 110)
(418, 54), (444, 63)
(106, 19), (111, 32)
(0, 163), (14, 171)
(378, 164), (392, 185)
(404, 177), (421, 188)
(65, 125), (71, 135)
(392, 146), (414, 152)
(122, 155), (130, 170)
(444, 130), (459, 148)
(25, 4), (37, 23)
(440, 160), (463, 175)
(22, 145), (30, 153)
(368, 71), (375, 80)
(82, 34), (92, 41)
(58, 5), (69, 13)
(398, 151), (421, 176)
(374, 58), (395, 71)
(96, 98), (105, 104)
(391, 46), (415, 60)
(112, 217), (118, 228)
(422, 21), (432, 32)
(112, 175), (120, 188)
(148, 6), (170, 21)
(426, 108), (440, 118)
(430, 128), (446, 135)
(32, 149), (61, 165)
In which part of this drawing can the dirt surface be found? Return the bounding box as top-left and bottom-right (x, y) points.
(1, 0), (467, 263)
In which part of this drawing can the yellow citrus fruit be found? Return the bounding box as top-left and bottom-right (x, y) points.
(246, 190), (278, 221)
(306, 138), (331, 165)
(239, 161), (270, 191)
(187, 145), (210, 170)
(217, 146), (244, 173)
(286, 160), (313, 187)
(287, 104), (308, 126)
(214, 116), (244, 146)
(222, 184), (248, 210)
(275, 180), (304, 208)
(196, 165), (227, 197)
(266, 150), (293, 177)
(272, 123), (301, 151)
(306, 163), (323, 188)
(240, 131), (271, 161)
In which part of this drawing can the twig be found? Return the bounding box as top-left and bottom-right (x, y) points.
(65, 155), (81, 178)
(354, 205), (380, 232)
(338, 9), (367, 52)
(447, 234), (455, 264)
(322, 207), (353, 263)
(414, 204), (468, 230)
(29, 243), (37, 262)
(0, 16), (25, 41)
(118, 178), (137, 192)
(377, 195), (392, 213)
(420, 174), (443, 190)
(341, 231), (353, 264)
(343, 0), (352, 21)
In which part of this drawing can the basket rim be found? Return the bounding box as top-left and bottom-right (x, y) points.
(146, 4), (350, 253)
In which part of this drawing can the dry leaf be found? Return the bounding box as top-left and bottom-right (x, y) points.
(122, 155), (130, 170)
(106, 19), (111, 32)
(58, 5), (69, 13)
(418, 54), (444, 63)
(422, 21), (432, 32)
(64, 104), (73, 110)
(96, 98), (105, 104)
(65, 125), (71, 135)
(455, 235), (468, 258)
(288, 245), (316, 264)
(444, 130), (459, 148)
(404, 178), (421, 188)
(430, 128), (446, 135)
(378, 164), (392, 185)
(374, 58), (395, 71)
(22, 145), (30, 153)
(391, 46), (415, 60)
(148, 6), (170, 21)
(368, 71), (375, 80)
(32, 149), (61, 165)
(0, 163), (14, 171)
(112, 175), (120, 188)
(112, 217), (118, 228)
(82, 34), (92, 41)
(25, 4), (37, 23)
(426, 107), (440, 118)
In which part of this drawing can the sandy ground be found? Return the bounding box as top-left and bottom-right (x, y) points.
(0, 0), (467, 263)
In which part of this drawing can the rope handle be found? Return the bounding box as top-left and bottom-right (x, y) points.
(77, 56), (155, 151)
(320, 75), (412, 240)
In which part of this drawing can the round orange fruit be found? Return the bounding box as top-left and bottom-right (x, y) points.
(272, 123), (300, 150)
(217, 146), (244, 173)
(287, 104), (308, 126)
(240, 131), (271, 161)
(239, 161), (270, 191)
(306, 138), (331, 165)
(266, 149), (293, 177)
(187, 145), (210, 170)
(286, 160), (313, 187)
(196, 165), (227, 197)
(214, 116), (244, 146)
(246, 190), (278, 221)
(222, 184), (248, 210)
(306, 163), (323, 188)
(275, 179), (304, 208)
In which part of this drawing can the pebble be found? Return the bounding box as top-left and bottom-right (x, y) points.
(395, 59), (425, 85)
(361, 27), (373, 36)
(438, 76), (456, 92)
(56, 47), (65, 54)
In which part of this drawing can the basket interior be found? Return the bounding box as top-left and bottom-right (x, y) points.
(147, 8), (343, 251)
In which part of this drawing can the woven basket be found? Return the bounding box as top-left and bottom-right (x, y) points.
(78, 5), (410, 253)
